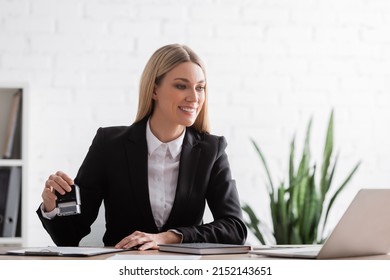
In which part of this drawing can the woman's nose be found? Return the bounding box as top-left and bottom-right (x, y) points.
(185, 88), (199, 102)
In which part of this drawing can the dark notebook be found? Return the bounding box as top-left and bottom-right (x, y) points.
(158, 243), (251, 255)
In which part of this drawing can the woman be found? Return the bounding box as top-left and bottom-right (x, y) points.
(37, 44), (247, 250)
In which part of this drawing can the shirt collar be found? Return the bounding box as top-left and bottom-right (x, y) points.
(146, 119), (185, 158)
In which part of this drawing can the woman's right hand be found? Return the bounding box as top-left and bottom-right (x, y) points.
(42, 171), (74, 212)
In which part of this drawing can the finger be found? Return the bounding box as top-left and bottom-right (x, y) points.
(42, 188), (57, 212)
(46, 174), (72, 194)
(138, 241), (158, 251)
(42, 187), (57, 201)
(45, 177), (65, 195)
(115, 232), (152, 249)
(115, 235), (134, 249)
(115, 235), (144, 249)
(56, 171), (74, 186)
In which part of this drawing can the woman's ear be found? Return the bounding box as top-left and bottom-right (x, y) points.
(152, 85), (158, 100)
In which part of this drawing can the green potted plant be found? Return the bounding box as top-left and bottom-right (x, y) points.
(243, 110), (361, 245)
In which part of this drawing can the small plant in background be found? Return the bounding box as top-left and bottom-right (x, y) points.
(243, 110), (361, 245)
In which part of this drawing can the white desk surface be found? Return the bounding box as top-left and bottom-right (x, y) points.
(1, 246), (390, 260)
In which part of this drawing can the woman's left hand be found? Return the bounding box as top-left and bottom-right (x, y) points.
(115, 230), (181, 250)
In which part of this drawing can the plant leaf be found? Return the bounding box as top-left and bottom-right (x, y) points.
(321, 161), (361, 237)
(320, 110), (334, 200)
(244, 110), (361, 246)
(242, 204), (267, 245)
(289, 137), (295, 191)
(251, 138), (274, 194)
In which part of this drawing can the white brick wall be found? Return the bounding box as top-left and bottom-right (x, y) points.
(1, 0), (390, 246)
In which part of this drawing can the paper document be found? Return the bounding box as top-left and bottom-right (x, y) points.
(7, 246), (129, 257)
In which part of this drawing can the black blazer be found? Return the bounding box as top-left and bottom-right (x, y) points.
(37, 117), (247, 246)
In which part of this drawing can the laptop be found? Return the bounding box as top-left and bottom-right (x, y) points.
(251, 188), (390, 259)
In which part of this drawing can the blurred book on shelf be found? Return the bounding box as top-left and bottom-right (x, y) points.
(2, 90), (22, 159)
(0, 166), (21, 237)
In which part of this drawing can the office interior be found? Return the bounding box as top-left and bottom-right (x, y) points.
(0, 0), (389, 248)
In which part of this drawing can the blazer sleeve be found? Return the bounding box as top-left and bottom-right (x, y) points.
(36, 128), (106, 246)
(174, 136), (248, 244)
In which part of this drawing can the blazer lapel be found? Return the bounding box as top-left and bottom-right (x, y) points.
(164, 128), (201, 227)
(125, 119), (158, 231)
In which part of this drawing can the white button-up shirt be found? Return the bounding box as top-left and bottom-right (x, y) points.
(146, 120), (185, 230)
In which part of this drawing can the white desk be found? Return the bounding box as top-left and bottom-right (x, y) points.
(1, 247), (390, 260)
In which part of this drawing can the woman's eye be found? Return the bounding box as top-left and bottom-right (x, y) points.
(175, 84), (186, 89)
(196, 86), (205, 91)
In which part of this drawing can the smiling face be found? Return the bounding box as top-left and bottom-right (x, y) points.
(150, 62), (206, 140)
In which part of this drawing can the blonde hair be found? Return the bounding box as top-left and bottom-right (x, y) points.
(135, 44), (210, 133)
